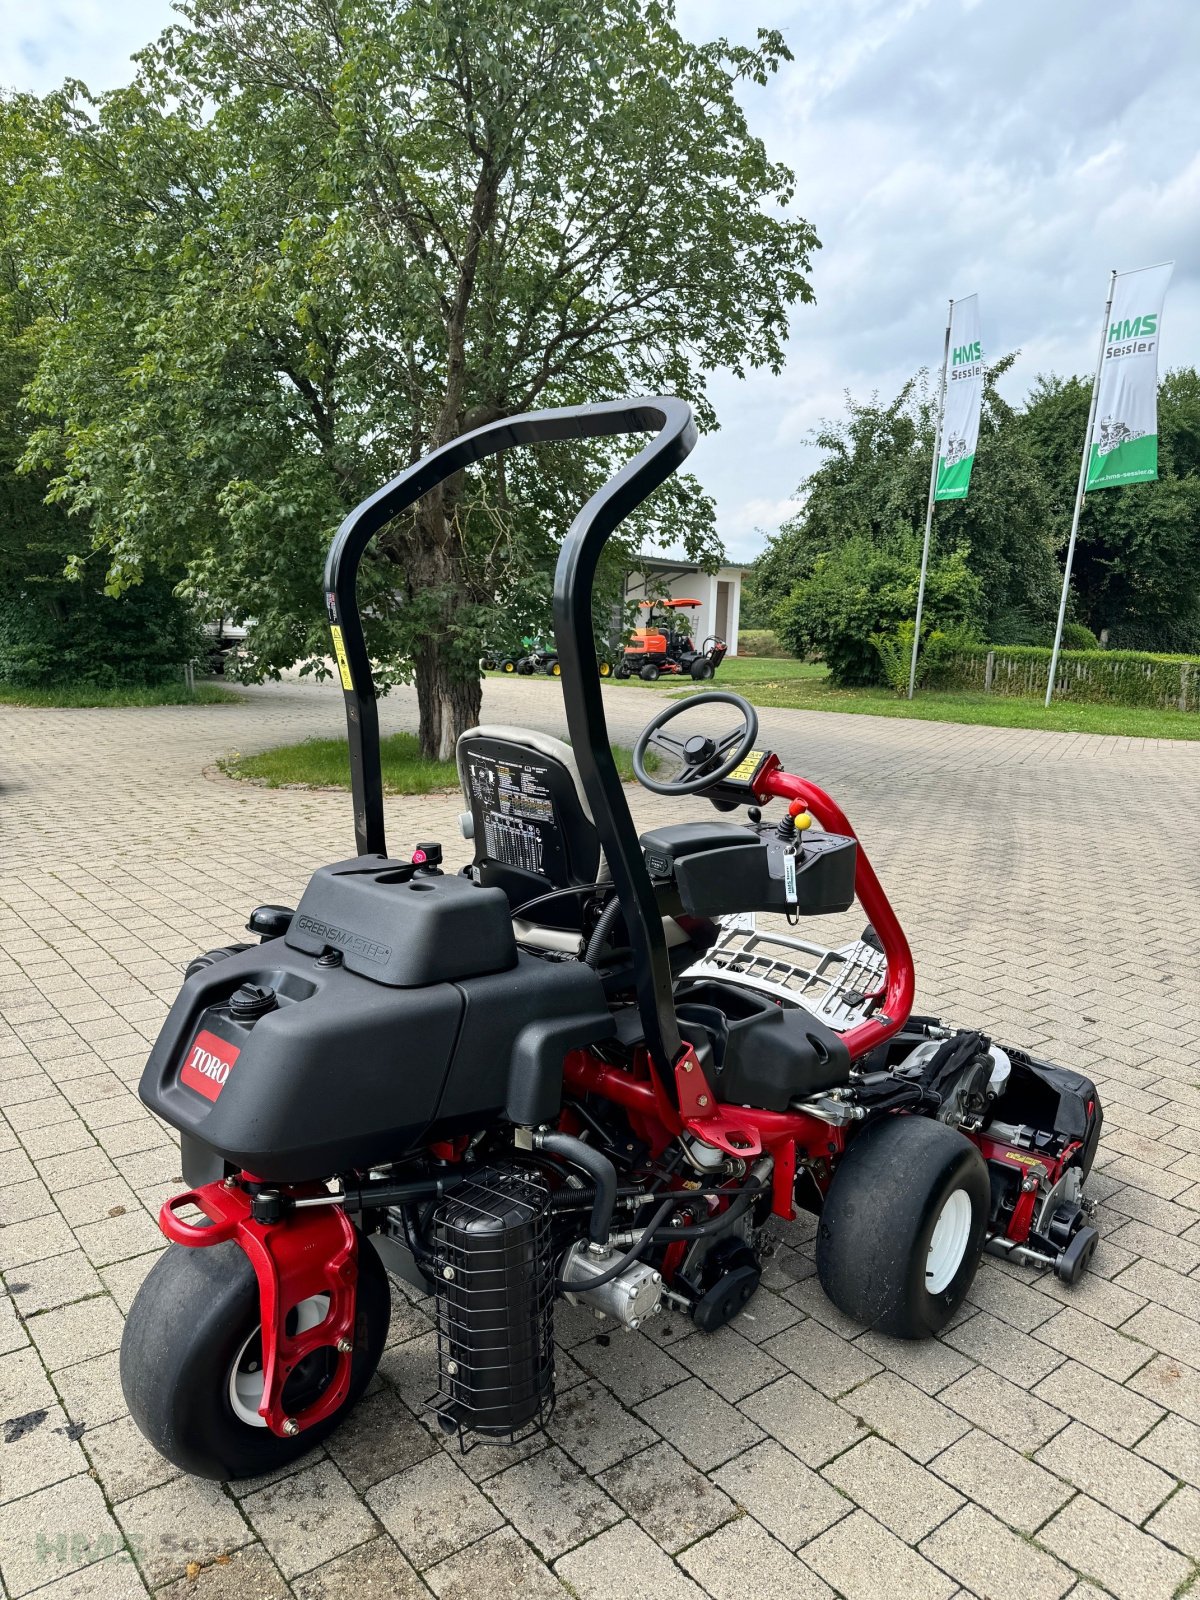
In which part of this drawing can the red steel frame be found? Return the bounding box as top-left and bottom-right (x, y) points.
(565, 758), (918, 1221)
(159, 1181), (359, 1437)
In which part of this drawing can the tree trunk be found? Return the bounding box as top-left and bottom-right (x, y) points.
(414, 633), (481, 761)
(406, 499), (482, 762)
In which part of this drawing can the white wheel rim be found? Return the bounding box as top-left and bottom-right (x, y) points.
(925, 1189), (972, 1295)
(228, 1294), (330, 1428)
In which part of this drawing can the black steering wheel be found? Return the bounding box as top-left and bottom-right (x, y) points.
(632, 691), (759, 796)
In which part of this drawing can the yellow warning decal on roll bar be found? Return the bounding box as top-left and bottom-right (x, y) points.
(330, 626), (354, 691)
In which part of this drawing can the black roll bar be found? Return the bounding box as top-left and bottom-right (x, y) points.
(323, 395), (696, 1073)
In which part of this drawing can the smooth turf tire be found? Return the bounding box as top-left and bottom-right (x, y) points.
(690, 658), (715, 680)
(615, 663), (631, 679)
(640, 663), (661, 681)
(502, 659), (517, 673)
(816, 1115), (989, 1339)
(598, 660), (613, 678)
(119, 1232), (390, 1480)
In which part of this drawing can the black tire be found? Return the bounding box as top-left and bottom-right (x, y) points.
(615, 663), (631, 679)
(501, 658), (516, 673)
(516, 660), (534, 675)
(120, 1232), (390, 1480)
(690, 658), (715, 680)
(640, 664), (661, 681)
(598, 660), (613, 678)
(816, 1116), (989, 1339)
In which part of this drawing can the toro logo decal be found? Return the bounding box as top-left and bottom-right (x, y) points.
(180, 1030), (240, 1102)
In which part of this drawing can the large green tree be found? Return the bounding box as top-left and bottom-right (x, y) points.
(10, 0), (816, 756)
(757, 359), (1060, 645)
(1020, 371), (1200, 650)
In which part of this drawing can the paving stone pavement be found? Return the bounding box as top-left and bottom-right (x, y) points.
(2, 675), (1200, 1600)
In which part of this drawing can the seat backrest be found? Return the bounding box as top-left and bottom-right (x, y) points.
(456, 725), (602, 929)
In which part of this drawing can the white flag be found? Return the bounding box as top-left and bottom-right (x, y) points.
(935, 295), (983, 502)
(1086, 263), (1173, 490)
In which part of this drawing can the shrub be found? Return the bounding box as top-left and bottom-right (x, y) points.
(775, 534), (982, 687)
(0, 573), (205, 688)
(1058, 620), (1100, 651)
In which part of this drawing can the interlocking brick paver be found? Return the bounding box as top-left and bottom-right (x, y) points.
(804, 1508), (956, 1600)
(918, 1505), (1073, 1600)
(555, 1520), (705, 1600)
(822, 1436), (963, 1543)
(4, 677), (1200, 1598)
(739, 1373), (865, 1467)
(838, 1373), (969, 1464)
(598, 1440), (737, 1554)
(426, 1526), (567, 1600)
(292, 1535), (428, 1600)
(1035, 1420), (1176, 1522)
(711, 1439), (848, 1548)
(241, 1458), (379, 1578)
(1038, 1495), (1192, 1600)
(678, 1516), (835, 1599)
(366, 1452), (503, 1569)
(488, 1443), (622, 1558)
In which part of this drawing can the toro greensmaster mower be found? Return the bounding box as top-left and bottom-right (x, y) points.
(120, 399), (1102, 1480)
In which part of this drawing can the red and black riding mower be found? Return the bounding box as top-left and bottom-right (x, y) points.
(617, 596), (727, 681)
(120, 399), (1102, 1481)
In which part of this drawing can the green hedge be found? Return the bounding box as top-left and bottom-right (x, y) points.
(935, 643), (1200, 711)
(735, 629), (791, 658)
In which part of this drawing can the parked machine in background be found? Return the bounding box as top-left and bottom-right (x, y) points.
(617, 597), (727, 681)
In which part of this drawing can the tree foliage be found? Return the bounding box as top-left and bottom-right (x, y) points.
(759, 356), (1200, 679)
(775, 534), (981, 687)
(0, 108), (201, 686)
(5, 0), (817, 755)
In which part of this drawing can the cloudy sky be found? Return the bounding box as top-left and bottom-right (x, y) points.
(5, 1), (1198, 562)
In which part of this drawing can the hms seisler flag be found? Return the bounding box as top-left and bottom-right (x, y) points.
(934, 294), (983, 502)
(1085, 262), (1173, 490)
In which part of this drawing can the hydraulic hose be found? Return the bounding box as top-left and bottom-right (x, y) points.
(584, 895), (625, 966)
(533, 1131), (617, 1246)
(554, 1197), (678, 1293)
(648, 1169), (765, 1240)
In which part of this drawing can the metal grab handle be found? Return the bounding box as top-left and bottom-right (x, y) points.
(324, 397), (695, 863)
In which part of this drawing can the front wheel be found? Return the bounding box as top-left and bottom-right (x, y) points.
(816, 1116), (989, 1339)
(690, 658), (715, 680)
(640, 663), (661, 681)
(615, 663), (631, 679)
(120, 1232), (390, 1480)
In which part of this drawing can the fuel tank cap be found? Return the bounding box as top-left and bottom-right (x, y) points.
(228, 983), (277, 1021)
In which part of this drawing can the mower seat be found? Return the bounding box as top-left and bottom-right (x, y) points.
(456, 726), (608, 952)
(456, 725), (698, 960)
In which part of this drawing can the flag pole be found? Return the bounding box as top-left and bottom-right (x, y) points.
(1045, 268), (1117, 708)
(908, 300), (953, 699)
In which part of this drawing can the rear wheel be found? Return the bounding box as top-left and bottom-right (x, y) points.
(598, 660), (613, 678)
(120, 1233), (390, 1480)
(640, 664), (661, 681)
(816, 1116), (989, 1338)
(690, 658), (715, 680)
(615, 663), (631, 679)
(501, 658), (517, 674)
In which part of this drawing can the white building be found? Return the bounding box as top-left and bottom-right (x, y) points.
(624, 556), (748, 656)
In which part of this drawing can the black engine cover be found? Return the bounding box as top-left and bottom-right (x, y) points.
(140, 866), (612, 1180)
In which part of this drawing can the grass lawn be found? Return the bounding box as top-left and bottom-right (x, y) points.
(667, 670), (1200, 740)
(0, 680), (242, 708)
(220, 731), (655, 795)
